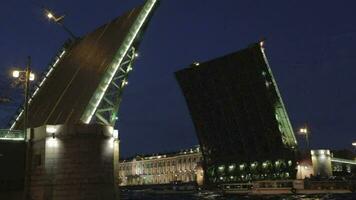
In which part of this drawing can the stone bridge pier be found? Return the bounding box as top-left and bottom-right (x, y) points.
(26, 123), (119, 200)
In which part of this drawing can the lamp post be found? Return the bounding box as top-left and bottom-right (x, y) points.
(12, 56), (35, 200)
(12, 57), (36, 135)
(298, 125), (310, 149)
(44, 9), (77, 40)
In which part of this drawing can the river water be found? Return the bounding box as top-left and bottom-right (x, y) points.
(120, 191), (356, 200)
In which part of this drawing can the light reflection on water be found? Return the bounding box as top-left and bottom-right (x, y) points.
(120, 191), (356, 200)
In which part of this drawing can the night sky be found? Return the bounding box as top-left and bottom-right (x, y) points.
(0, 0), (355, 157)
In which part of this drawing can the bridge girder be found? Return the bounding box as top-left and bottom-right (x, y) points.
(94, 47), (136, 126)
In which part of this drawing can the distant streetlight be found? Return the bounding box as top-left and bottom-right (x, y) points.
(298, 125), (310, 149)
(352, 141), (356, 147)
(44, 8), (77, 40)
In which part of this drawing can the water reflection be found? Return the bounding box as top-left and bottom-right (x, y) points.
(120, 191), (356, 200)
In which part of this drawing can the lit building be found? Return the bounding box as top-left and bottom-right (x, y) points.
(118, 146), (204, 186)
(175, 42), (298, 186)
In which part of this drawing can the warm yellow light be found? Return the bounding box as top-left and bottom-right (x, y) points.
(260, 41), (264, 47)
(113, 129), (119, 139)
(352, 142), (356, 147)
(12, 70), (20, 78)
(299, 128), (308, 134)
(29, 73), (35, 81)
(47, 12), (54, 19)
(46, 126), (57, 134)
(46, 137), (58, 148)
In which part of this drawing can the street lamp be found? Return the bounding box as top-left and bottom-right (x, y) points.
(11, 57), (36, 200)
(12, 70), (35, 81)
(46, 12), (54, 20)
(44, 8), (77, 40)
(11, 57), (36, 135)
(298, 125), (310, 149)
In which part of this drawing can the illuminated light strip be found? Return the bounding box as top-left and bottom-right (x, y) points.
(53, 59), (60, 67)
(0, 137), (24, 141)
(260, 43), (297, 147)
(81, 0), (158, 124)
(39, 77), (47, 87)
(10, 107), (24, 130)
(9, 50), (66, 130)
(32, 88), (39, 97)
(331, 158), (356, 165)
(59, 50), (66, 58)
(10, 123), (16, 130)
(47, 68), (54, 77)
(16, 111), (24, 121)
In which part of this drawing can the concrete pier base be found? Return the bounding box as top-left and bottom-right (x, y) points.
(27, 124), (119, 200)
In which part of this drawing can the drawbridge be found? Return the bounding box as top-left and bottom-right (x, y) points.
(6, 0), (158, 132)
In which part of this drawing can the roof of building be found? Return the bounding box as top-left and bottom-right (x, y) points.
(120, 146), (201, 162)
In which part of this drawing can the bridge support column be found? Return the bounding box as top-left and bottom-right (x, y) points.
(27, 124), (119, 200)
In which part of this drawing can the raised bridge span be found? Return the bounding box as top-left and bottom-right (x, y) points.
(8, 0), (158, 131)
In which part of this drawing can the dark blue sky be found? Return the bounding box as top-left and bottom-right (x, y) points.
(0, 0), (355, 157)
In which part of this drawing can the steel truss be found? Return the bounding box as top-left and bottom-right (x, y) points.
(93, 47), (136, 126)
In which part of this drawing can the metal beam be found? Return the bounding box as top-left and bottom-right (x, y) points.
(80, 0), (158, 124)
(260, 43), (298, 148)
(92, 47), (136, 126)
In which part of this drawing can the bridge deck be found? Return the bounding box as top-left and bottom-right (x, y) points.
(13, 5), (144, 129)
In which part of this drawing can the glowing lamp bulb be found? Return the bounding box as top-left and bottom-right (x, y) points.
(47, 12), (54, 19)
(29, 73), (35, 81)
(12, 70), (20, 78)
(299, 128), (308, 134)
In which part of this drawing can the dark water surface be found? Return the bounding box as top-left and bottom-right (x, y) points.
(120, 191), (356, 200)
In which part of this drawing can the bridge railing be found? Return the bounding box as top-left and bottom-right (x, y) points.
(0, 129), (24, 141)
(331, 157), (356, 165)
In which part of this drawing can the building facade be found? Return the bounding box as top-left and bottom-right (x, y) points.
(118, 147), (204, 186)
(175, 42), (298, 186)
